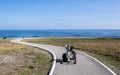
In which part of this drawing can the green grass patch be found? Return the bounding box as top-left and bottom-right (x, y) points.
(86, 52), (120, 69)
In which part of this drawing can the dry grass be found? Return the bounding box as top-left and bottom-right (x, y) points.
(0, 40), (27, 54)
(0, 39), (51, 75)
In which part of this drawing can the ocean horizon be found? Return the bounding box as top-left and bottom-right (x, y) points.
(0, 29), (120, 38)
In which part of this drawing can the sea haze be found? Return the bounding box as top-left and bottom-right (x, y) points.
(0, 30), (120, 38)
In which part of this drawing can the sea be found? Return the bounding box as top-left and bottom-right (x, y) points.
(0, 30), (120, 38)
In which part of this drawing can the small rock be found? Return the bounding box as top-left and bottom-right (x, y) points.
(14, 68), (17, 70)
(20, 65), (24, 68)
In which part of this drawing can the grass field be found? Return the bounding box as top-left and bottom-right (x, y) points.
(25, 38), (120, 73)
(0, 39), (51, 75)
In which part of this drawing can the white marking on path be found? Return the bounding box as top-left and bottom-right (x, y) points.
(77, 51), (117, 75)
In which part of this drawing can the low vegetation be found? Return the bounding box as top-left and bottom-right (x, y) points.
(0, 39), (51, 75)
(25, 38), (120, 74)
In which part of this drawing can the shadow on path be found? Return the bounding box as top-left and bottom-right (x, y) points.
(56, 59), (76, 65)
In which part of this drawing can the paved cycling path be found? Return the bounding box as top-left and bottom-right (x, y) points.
(11, 38), (116, 75)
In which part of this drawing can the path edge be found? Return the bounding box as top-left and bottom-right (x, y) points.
(11, 38), (56, 75)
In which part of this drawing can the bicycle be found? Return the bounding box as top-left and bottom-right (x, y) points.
(62, 44), (76, 64)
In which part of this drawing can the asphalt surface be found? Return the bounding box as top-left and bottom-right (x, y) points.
(11, 38), (116, 75)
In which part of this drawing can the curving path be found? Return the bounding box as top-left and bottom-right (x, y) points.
(11, 38), (116, 75)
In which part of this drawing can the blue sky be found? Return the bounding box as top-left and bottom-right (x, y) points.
(0, 0), (120, 29)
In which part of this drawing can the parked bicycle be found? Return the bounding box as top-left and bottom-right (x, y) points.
(62, 44), (76, 64)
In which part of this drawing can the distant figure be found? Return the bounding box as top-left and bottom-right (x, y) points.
(23, 36), (25, 39)
(3, 35), (7, 40)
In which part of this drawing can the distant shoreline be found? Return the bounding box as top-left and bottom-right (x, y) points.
(0, 37), (120, 40)
(0, 30), (120, 38)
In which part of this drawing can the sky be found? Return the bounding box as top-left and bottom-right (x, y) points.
(0, 0), (120, 29)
